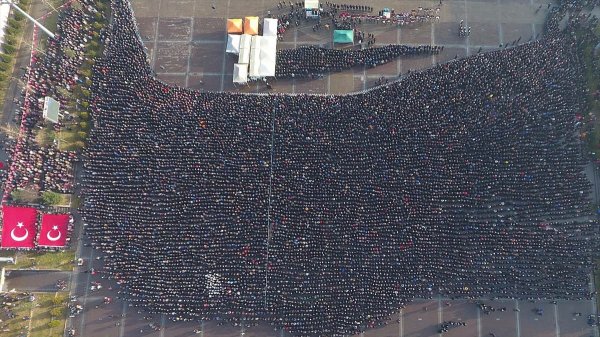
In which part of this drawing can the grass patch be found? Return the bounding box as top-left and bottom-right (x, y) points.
(57, 128), (83, 151)
(9, 250), (75, 271)
(29, 292), (68, 337)
(10, 188), (40, 204)
(35, 125), (56, 147)
(0, 293), (33, 337)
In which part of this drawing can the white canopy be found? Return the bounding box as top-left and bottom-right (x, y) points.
(258, 36), (277, 77)
(248, 36), (262, 78)
(263, 18), (278, 37)
(304, 0), (319, 9)
(238, 34), (252, 64)
(233, 63), (248, 84)
(226, 34), (241, 54)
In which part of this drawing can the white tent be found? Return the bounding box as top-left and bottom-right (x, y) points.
(233, 63), (248, 84)
(258, 36), (277, 77)
(248, 35), (262, 78)
(304, 0), (319, 17)
(263, 18), (278, 37)
(226, 34), (241, 54)
(304, 0), (319, 9)
(238, 34), (252, 64)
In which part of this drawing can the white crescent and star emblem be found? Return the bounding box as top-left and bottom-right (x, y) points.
(46, 225), (61, 242)
(10, 222), (29, 242)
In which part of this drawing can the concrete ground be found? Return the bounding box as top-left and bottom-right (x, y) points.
(130, 0), (550, 94)
(4, 270), (71, 292)
(60, 0), (600, 337)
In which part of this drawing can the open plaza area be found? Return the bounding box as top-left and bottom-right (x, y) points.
(0, 0), (597, 336)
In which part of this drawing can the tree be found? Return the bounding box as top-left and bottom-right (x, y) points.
(47, 320), (61, 328)
(51, 296), (63, 306)
(50, 307), (64, 317)
(81, 101), (89, 109)
(13, 12), (24, 21)
(63, 47), (76, 59)
(41, 191), (61, 205)
(8, 18), (20, 30)
(78, 111), (90, 120)
(74, 140), (86, 149)
(0, 53), (13, 63)
(77, 131), (87, 140)
(3, 44), (16, 55)
(79, 121), (88, 130)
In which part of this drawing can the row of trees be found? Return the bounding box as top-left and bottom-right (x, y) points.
(0, 0), (30, 94)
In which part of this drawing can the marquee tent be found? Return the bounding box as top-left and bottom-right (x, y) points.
(248, 35), (262, 78)
(226, 18), (243, 34)
(238, 34), (252, 64)
(244, 16), (259, 35)
(1, 205), (37, 249)
(305, 0), (320, 17)
(38, 213), (69, 247)
(304, 0), (319, 9)
(258, 35), (277, 77)
(233, 64), (248, 84)
(226, 34), (241, 54)
(263, 18), (278, 36)
(333, 29), (354, 43)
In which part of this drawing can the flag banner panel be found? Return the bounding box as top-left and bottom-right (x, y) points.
(1, 205), (37, 248)
(38, 213), (69, 247)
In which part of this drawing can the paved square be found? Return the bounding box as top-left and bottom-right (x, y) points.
(155, 42), (189, 72)
(402, 300), (440, 337)
(158, 17), (192, 40)
(66, 1), (600, 337)
(190, 43), (226, 74)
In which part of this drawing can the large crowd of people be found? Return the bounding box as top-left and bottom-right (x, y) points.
(77, 0), (600, 336)
(275, 44), (442, 78)
(1, 0), (102, 202)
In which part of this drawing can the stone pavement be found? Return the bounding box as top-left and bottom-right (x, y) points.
(130, 0), (550, 94)
(61, 1), (600, 337)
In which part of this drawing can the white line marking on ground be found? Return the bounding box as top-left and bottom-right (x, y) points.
(186, 14), (195, 88)
(497, 0), (504, 46)
(151, 0), (163, 69)
(438, 297), (443, 336)
(554, 303), (560, 337)
(515, 300), (521, 337)
(431, 23), (436, 65)
(477, 304), (482, 337)
(118, 300), (128, 337)
(160, 314), (166, 337)
(220, 0), (231, 91)
(464, 0), (470, 56)
(397, 28), (402, 74)
(399, 309), (403, 337)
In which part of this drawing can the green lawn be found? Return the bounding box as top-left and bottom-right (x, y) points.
(8, 250), (75, 271)
(0, 293), (33, 337)
(29, 293), (68, 337)
(57, 128), (82, 151)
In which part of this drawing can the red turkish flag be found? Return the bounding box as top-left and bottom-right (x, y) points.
(1, 205), (37, 248)
(38, 214), (69, 247)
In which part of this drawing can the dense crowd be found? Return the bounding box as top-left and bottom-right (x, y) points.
(80, 0), (599, 336)
(2, 0), (102, 202)
(275, 44), (442, 78)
